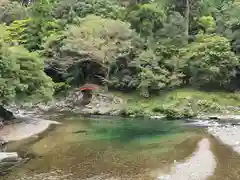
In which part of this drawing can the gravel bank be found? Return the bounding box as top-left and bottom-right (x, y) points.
(158, 138), (216, 180)
(208, 124), (240, 153)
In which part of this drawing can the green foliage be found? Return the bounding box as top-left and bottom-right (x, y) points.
(1, 0), (240, 108)
(154, 12), (187, 46)
(1, 0), (63, 51)
(198, 16), (216, 33)
(181, 34), (239, 89)
(127, 3), (166, 38)
(4, 19), (31, 46)
(52, 0), (123, 23)
(29, 0), (54, 18)
(63, 15), (136, 66)
(53, 82), (71, 94)
(132, 49), (183, 97)
(121, 88), (240, 118)
(213, 1), (240, 54)
(199, 0), (233, 16)
(0, 26), (54, 104)
(44, 15), (143, 87)
(0, 0), (28, 24)
(5, 18), (62, 51)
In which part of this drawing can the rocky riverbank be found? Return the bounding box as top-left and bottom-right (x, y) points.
(3, 90), (125, 119)
(156, 120), (240, 180)
(208, 123), (240, 154)
(158, 138), (216, 180)
(0, 88), (239, 122)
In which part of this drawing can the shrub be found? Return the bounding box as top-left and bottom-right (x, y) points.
(181, 34), (239, 89)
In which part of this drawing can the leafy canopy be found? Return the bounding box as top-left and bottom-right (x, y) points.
(181, 34), (239, 89)
(44, 15), (141, 70)
(0, 25), (54, 104)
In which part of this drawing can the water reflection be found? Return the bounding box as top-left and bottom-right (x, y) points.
(89, 118), (185, 142)
(2, 116), (204, 180)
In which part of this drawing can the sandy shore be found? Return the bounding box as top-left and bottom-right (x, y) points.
(158, 138), (216, 180)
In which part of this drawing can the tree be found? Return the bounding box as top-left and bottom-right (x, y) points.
(52, 0), (123, 23)
(132, 49), (184, 97)
(154, 11), (187, 46)
(127, 3), (166, 39)
(181, 34), (239, 89)
(0, 0), (28, 24)
(0, 25), (54, 104)
(213, 0), (240, 54)
(167, 0), (202, 37)
(43, 15), (142, 89)
(199, 0), (233, 16)
(4, 18), (61, 51)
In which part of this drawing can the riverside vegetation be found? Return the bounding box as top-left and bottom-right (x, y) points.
(0, 0), (240, 119)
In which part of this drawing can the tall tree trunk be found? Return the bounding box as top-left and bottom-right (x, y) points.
(185, 0), (190, 44)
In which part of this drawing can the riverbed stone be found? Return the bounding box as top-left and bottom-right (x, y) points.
(0, 118), (61, 142)
(0, 152), (19, 162)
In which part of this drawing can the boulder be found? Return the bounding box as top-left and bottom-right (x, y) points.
(0, 152), (19, 162)
(0, 105), (15, 124)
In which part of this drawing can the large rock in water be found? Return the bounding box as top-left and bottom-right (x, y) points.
(0, 118), (61, 142)
(0, 105), (15, 123)
(0, 152), (20, 175)
(0, 152), (19, 162)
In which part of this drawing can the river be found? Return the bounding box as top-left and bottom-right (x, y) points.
(1, 114), (240, 180)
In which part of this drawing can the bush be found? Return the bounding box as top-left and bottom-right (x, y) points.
(0, 0), (28, 25)
(181, 34), (240, 89)
(4, 18), (62, 51)
(0, 26), (54, 104)
(52, 0), (123, 23)
(43, 15), (143, 87)
(131, 49), (184, 97)
(127, 3), (166, 38)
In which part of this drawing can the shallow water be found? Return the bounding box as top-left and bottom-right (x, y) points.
(1, 116), (206, 180)
(209, 135), (240, 180)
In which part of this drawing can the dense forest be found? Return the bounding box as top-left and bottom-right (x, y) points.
(0, 0), (240, 105)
